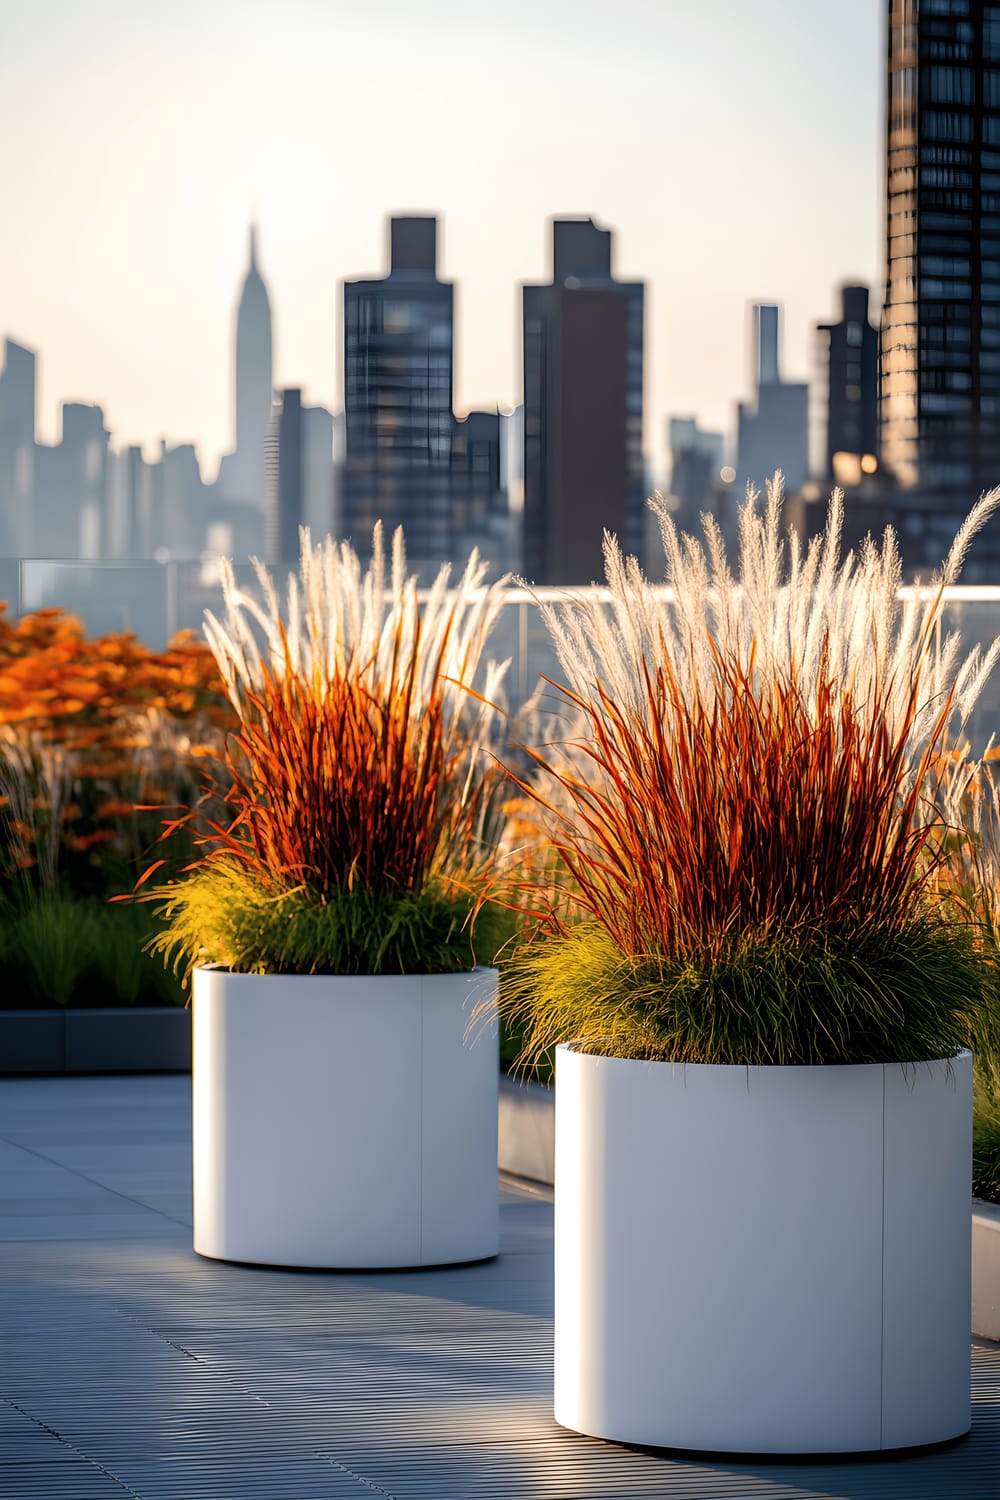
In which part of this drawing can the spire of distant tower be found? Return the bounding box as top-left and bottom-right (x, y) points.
(217, 220), (273, 507)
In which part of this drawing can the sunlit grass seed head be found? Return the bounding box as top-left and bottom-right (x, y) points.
(502, 477), (1000, 1070)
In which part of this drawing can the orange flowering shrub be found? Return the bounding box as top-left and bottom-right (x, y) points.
(0, 604), (234, 897)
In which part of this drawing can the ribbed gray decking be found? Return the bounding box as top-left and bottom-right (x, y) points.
(1, 1076), (999, 1500)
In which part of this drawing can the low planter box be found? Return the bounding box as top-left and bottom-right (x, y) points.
(0, 1007), (191, 1075)
(192, 966), (499, 1269)
(973, 1200), (1000, 1342)
(498, 1075), (555, 1183)
(554, 1046), (973, 1454)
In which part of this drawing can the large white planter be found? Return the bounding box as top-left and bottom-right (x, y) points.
(554, 1045), (972, 1455)
(192, 966), (498, 1268)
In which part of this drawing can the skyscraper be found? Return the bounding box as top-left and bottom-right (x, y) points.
(107, 444), (153, 559)
(813, 285), (879, 486)
(882, 0), (1000, 568)
(218, 225), (274, 510)
(32, 402), (109, 557)
(264, 390), (336, 562)
(450, 409), (509, 565)
(667, 416), (725, 535)
(302, 403), (335, 541)
(521, 217), (645, 584)
(0, 338), (36, 554)
(264, 388), (303, 563)
(341, 216), (457, 566)
(736, 303), (809, 496)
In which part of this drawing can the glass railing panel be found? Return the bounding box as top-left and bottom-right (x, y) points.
(939, 594), (1000, 753)
(18, 560), (173, 644)
(5, 563), (1000, 746)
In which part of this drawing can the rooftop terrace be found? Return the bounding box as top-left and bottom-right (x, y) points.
(2, 1074), (1000, 1500)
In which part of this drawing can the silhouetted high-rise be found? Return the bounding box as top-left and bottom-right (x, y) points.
(341, 216), (457, 565)
(264, 388), (303, 563)
(736, 303), (809, 495)
(882, 1), (1000, 568)
(218, 225), (274, 511)
(0, 338), (36, 554)
(521, 217), (645, 584)
(813, 284), (879, 484)
(450, 409), (509, 563)
(667, 417), (724, 534)
(107, 445), (153, 559)
(32, 402), (109, 557)
(302, 404), (336, 541)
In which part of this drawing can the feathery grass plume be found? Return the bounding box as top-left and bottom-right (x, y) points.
(144, 525), (513, 980)
(500, 477), (1000, 1070)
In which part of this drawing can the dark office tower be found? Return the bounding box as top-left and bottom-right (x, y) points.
(219, 224), (274, 508)
(521, 218), (645, 584)
(736, 303), (810, 495)
(263, 388), (304, 562)
(813, 285), (880, 484)
(0, 338), (36, 554)
(450, 409), (511, 565)
(882, 0), (1000, 569)
(341, 216), (456, 567)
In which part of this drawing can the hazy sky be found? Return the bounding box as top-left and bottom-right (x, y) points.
(0, 0), (882, 478)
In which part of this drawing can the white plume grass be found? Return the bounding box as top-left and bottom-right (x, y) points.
(203, 522), (512, 765)
(532, 476), (1000, 795)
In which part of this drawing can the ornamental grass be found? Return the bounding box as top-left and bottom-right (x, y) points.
(145, 525), (512, 978)
(0, 606), (229, 1008)
(0, 604), (231, 896)
(936, 741), (1000, 1186)
(501, 478), (1000, 1071)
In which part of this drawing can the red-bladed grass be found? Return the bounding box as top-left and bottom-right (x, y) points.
(500, 479), (1000, 1069)
(203, 622), (500, 902)
(524, 653), (954, 960)
(143, 526), (514, 978)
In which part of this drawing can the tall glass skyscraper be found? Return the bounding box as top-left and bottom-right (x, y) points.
(341, 217), (456, 566)
(340, 216), (508, 573)
(882, 0), (1000, 566)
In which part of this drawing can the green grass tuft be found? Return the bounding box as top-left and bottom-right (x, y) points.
(0, 890), (184, 1009)
(0, 892), (101, 1008)
(149, 860), (516, 981)
(501, 914), (997, 1072)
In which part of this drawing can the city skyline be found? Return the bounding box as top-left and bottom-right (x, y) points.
(1, 0), (881, 478)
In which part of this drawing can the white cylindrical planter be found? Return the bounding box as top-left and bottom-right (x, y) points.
(554, 1045), (972, 1455)
(192, 967), (498, 1268)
